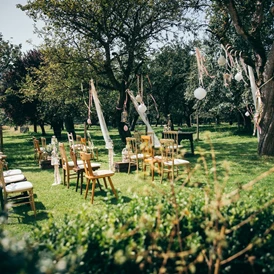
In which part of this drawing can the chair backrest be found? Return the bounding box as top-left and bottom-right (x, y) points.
(67, 132), (75, 148)
(69, 147), (78, 168)
(81, 138), (86, 146)
(163, 130), (179, 145)
(80, 151), (95, 178)
(140, 135), (154, 157)
(76, 135), (82, 144)
(59, 143), (69, 168)
(41, 137), (46, 148)
(133, 131), (142, 146)
(160, 138), (175, 162)
(34, 139), (41, 152)
(126, 137), (138, 157)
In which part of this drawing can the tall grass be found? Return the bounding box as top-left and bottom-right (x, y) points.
(2, 123), (274, 239)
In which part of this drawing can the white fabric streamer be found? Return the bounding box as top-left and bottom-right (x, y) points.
(90, 79), (114, 170)
(248, 66), (261, 139)
(127, 89), (160, 148)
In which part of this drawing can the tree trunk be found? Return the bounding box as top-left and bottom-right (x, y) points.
(33, 122), (37, 133)
(116, 109), (131, 144)
(185, 115), (192, 127)
(51, 120), (63, 141)
(130, 114), (139, 131)
(258, 45), (274, 156)
(116, 83), (131, 144)
(39, 121), (46, 135)
(258, 80), (274, 155)
(65, 116), (76, 140)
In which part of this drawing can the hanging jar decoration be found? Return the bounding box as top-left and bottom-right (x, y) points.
(218, 55), (226, 66)
(87, 118), (92, 125)
(121, 110), (128, 123)
(194, 87), (207, 100)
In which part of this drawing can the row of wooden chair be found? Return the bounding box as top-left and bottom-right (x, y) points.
(126, 134), (190, 183)
(59, 142), (117, 204)
(0, 164), (36, 216)
(67, 132), (99, 160)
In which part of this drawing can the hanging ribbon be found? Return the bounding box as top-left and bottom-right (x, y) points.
(195, 48), (215, 87)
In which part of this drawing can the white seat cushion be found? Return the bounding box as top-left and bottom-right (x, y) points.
(66, 160), (84, 168)
(130, 153), (144, 160)
(3, 169), (22, 177)
(164, 159), (190, 166)
(77, 163), (101, 170)
(5, 181), (33, 193)
(93, 170), (114, 177)
(4, 174), (26, 184)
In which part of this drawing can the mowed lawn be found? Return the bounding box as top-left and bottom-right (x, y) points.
(2, 123), (274, 238)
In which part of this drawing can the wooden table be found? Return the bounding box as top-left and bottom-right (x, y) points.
(162, 132), (194, 155)
(177, 132), (194, 155)
(115, 162), (137, 173)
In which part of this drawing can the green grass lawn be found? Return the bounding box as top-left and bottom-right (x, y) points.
(2, 123), (274, 238)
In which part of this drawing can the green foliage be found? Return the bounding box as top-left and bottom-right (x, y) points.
(1, 125), (274, 273)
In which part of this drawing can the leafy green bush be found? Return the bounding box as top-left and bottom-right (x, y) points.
(1, 143), (274, 274)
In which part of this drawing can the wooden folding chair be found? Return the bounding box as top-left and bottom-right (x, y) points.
(80, 152), (117, 204)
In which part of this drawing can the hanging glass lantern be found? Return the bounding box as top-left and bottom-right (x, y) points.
(121, 110), (128, 122)
(136, 93), (142, 103)
(87, 118), (92, 125)
(138, 103), (147, 113)
(245, 111), (250, 117)
(194, 87), (207, 100)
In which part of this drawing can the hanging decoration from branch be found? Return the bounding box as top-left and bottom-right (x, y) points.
(121, 92), (128, 123)
(194, 48), (214, 100)
(90, 79), (114, 170)
(127, 89), (160, 148)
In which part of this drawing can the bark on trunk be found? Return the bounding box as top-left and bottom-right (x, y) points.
(258, 44), (274, 156)
(116, 109), (131, 144)
(65, 116), (76, 140)
(39, 121), (46, 136)
(258, 80), (274, 155)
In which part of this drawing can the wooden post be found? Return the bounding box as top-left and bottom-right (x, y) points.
(0, 125), (3, 152)
(196, 112), (199, 141)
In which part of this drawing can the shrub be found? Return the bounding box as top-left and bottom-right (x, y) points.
(1, 142), (274, 273)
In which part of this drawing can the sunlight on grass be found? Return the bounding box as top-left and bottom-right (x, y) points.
(2, 123), (274, 238)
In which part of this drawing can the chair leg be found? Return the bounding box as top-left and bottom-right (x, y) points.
(63, 170), (66, 186)
(29, 189), (36, 217)
(67, 170), (70, 188)
(103, 178), (107, 188)
(76, 171), (81, 192)
(107, 177), (118, 199)
(127, 160), (131, 174)
(91, 179), (96, 204)
(80, 171), (84, 194)
(96, 179), (102, 191)
(85, 179), (90, 199)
